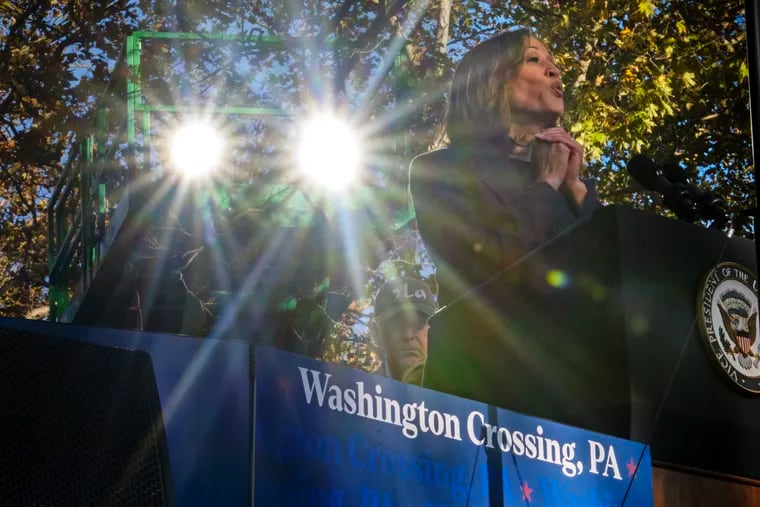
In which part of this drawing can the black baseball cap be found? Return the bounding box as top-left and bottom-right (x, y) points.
(374, 277), (436, 321)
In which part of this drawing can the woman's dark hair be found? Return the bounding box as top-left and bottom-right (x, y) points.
(446, 28), (532, 147)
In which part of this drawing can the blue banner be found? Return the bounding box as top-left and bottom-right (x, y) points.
(254, 346), (653, 506)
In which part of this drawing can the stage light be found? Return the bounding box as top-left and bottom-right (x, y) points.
(169, 122), (224, 179)
(296, 113), (362, 192)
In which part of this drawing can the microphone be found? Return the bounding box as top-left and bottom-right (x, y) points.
(627, 155), (699, 222)
(661, 161), (728, 223)
(627, 154), (668, 192)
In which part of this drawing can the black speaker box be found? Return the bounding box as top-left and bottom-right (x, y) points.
(0, 325), (172, 506)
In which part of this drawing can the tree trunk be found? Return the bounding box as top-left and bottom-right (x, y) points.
(435, 0), (452, 58)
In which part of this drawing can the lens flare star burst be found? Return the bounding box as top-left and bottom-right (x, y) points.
(296, 113), (363, 192)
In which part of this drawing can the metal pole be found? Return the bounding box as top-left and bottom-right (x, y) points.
(744, 0), (760, 260)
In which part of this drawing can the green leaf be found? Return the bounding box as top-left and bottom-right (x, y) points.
(638, 0), (656, 17)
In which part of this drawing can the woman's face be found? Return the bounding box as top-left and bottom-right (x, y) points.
(506, 37), (564, 126)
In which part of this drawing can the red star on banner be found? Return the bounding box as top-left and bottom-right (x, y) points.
(626, 458), (638, 477)
(520, 481), (534, 502)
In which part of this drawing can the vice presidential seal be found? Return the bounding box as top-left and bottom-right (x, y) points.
(698, 262), (760, 394)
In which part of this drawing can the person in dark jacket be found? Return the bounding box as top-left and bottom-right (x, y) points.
(409, 28), (600, 306)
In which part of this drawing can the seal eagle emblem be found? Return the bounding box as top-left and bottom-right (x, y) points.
(698, 262), (760, 394)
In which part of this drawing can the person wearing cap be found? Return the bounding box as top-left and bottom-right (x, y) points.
(371, 277), (437, 385)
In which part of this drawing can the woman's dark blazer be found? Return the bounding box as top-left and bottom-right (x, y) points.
(409, 145), (600, 305)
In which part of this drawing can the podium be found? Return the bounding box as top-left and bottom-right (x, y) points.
(423, 205), (759, 482)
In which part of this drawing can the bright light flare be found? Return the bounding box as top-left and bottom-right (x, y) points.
(546, 269), (570, 289)
(169, 122), (224, 179)
(296, 113), (362, 192)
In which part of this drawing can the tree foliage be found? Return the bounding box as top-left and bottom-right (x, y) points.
(0, 1), (753, 341)
(0, 0), (163, 316)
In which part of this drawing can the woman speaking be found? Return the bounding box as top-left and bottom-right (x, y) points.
(409, 28), (601, 305)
